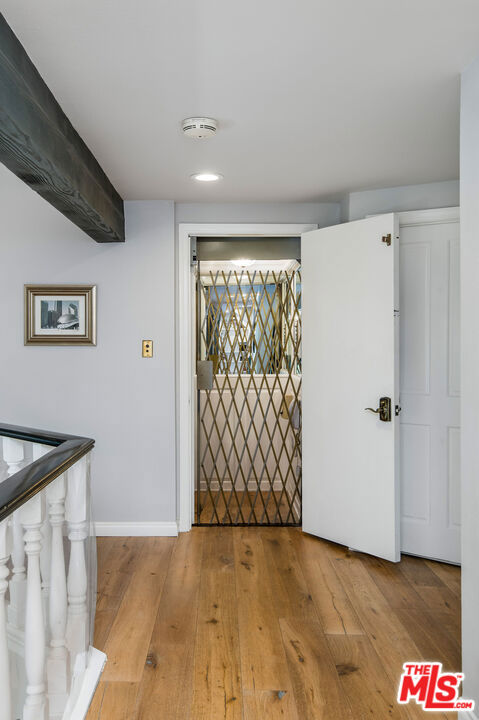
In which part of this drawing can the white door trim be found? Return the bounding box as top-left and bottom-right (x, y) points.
(397, 207), (459, 227)
(177, 222), (317, 532)
(368, 207), (459, 227)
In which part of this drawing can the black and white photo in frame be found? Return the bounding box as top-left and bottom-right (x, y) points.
(24, 285), (96, 345)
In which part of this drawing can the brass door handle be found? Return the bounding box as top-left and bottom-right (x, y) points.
(364, 397), (392, 422)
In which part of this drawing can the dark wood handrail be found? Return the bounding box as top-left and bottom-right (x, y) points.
(0, 424), (94, 522)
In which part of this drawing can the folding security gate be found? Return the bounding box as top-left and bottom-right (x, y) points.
(196, 263), (302, 525)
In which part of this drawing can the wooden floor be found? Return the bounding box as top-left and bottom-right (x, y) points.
(87, 528), (461, 719)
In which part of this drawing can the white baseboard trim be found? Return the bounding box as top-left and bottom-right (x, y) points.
(95, 521), (178, 537)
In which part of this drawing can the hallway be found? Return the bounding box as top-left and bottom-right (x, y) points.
(87, 528), (461, 719)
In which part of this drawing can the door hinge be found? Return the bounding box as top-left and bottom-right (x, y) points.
(190, 235), (198, 267)
(382, 233), (391, 246)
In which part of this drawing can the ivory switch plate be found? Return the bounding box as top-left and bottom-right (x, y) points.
(142, 340), (153, 358)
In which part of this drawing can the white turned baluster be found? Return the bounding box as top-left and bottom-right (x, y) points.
(65, 457), (89, 666)
(46, 474), (69, 718)
(40, 517), (51, 598)
(40, 516), (51, 638)
(34, 445), (52, 634)
(8, 511), (26, 629)
(4, 439), (26, 630)
(0, 518), (12, 720)
(3, 437), (24, 476)
(21, 493), (48, 720)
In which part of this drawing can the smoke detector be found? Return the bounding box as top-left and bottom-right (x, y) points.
(182, 117), (218, 139)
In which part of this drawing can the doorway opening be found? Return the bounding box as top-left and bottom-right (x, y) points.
(194, 238), (302, 526)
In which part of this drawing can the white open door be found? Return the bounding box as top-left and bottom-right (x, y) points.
(302, 214), (400, 562)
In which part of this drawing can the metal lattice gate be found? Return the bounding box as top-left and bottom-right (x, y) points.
(196, 264), (302, 525)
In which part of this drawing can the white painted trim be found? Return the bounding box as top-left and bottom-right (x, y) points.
(178, 223), (195, 533)
(63, 647), (106, 720)
(95, 521), (178, 537)
(398, 207), (459, 227)
(366, 207), (460, 226)
(177, 222), (316, 532)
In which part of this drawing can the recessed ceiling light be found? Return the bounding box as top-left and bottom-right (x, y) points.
(191, 172), (223, 182)
(231, 258), (255, 267)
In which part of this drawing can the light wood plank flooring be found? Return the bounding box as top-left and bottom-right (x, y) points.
(87, 528), (461, 719)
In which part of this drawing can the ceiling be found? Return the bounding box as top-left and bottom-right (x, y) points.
(3, 1), (479, 202)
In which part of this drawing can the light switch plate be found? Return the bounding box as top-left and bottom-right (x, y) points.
(142, 340), (153, 358)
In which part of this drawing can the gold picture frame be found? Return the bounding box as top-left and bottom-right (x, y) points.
(24, 285), (97, 345)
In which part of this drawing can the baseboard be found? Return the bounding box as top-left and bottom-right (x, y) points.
(94, 521), (178, 537)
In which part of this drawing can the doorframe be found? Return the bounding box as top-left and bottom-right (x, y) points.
(177, 222), (317, 532)
(396, 206), (459, 227)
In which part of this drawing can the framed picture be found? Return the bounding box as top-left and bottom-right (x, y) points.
(24, 285), (97, 345)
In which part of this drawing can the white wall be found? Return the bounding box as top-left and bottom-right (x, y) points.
(460, 56), (479, 711)
(345, 180), (459, 221)
(0, 164), (176, 527)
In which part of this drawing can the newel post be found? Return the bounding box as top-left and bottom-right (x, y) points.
(21, 493), (48, 720)
(0, 518), (12, 720)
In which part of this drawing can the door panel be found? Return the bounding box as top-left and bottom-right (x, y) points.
(399, 220), (460, 563)
(302, 214), (400, 562)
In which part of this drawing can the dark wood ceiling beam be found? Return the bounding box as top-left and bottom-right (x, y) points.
(0, 14), (125, 243)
